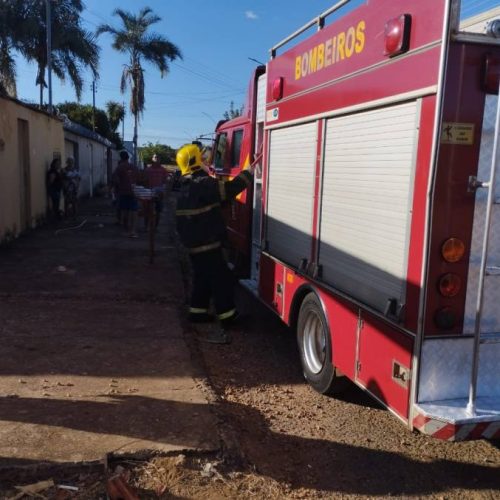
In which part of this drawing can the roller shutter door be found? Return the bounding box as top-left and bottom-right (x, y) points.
(266, 122), (317, 268)
(319, 101), (419, 314)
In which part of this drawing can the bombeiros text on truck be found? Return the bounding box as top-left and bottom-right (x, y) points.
(211, 0), (500, 441)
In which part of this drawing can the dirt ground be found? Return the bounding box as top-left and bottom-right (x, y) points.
(0, 193), (499, 499)
(194, 295), (500, 498)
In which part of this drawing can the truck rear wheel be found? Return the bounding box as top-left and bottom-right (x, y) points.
(297, 292), (337, 394)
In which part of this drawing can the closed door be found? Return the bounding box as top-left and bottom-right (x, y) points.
(17, 119), (31, 229)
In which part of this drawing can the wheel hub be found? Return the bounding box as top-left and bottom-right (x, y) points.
(303, 310), (326, 374)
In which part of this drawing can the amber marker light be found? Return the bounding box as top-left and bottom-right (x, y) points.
(441, 238), (465, 263)
(438, 273), (462, 297)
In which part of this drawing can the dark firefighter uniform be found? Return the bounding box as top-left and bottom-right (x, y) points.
(175, 143), (253, 325)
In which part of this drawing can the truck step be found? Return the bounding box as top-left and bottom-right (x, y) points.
(239, 278), (259, 297)
(413, 397), (500, 440)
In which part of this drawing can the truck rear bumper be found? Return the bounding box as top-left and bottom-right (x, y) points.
(413, 397), (500, 440)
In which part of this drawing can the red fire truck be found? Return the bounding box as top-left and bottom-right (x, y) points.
(212, 0), (500, 441)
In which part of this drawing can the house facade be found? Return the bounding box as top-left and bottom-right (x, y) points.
(0, 96), (118, 244)
(0, 96), (64, 242)
(63, 119), (117, 198)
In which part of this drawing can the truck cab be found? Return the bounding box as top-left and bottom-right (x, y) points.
(212, 66), (266, 277)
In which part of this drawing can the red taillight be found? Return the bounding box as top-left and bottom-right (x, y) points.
(438, 273), (461, 297)
(384, 14), (412, 57)
(272, 77), (284, 100)
(434, 307), (457, 330)
(484, 55), (500, 95)
(441, 238), (465, 263)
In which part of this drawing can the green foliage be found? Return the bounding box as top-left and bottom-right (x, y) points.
(223, 101), (243, 120)
(109, 132), (123, 150)
(0, 1), (18, 97)
(1, 0), (100, 104)
(57, 101), (125, 148)
(139, 142), (176, 165)
(105, 101), (125, 133)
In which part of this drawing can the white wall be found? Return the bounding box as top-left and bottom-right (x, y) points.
(63, 131), (111, 197)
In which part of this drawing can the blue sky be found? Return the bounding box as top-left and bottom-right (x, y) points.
(14, 0), (499, 149)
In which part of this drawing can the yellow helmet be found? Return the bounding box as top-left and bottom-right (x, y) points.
(176, 143), (203, 176)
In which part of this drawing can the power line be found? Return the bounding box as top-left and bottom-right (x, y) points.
(92, 86), (244, 106)
(96, 83), (244, 98)
(172, 62), (243, 91)
(145, 93), (245, 110)
(86, 8), (114, 25)
(15, 66), (244, 102)
(182, 55), (243, 87)
(80, 15), (100, 28)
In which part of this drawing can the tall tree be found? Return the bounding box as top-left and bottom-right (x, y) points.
(97, 7), (182, 165)
(5, 0), (100, 106)
(57, 101), (111, 138)
(139, 142), (176, 166)
(0, 1), (22, 96)
(106, 101), (125, 135)
(223, 101), (243, 120)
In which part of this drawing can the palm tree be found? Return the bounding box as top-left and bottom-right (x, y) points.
(0, 1), (22, 96)
(20, 0), (100, 106)
(97, 7), (182, 165)
(0, 38), (17, 97)
(0, 0), (99, 105)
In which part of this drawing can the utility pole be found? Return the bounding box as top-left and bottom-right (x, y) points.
(46, 0), (53, 113)
(122, 101), (125, 143)
(133, 113), (138, 167)
(91, 80), (96, 132)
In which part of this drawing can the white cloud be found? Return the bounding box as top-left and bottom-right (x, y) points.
(245, 10), (258, 20)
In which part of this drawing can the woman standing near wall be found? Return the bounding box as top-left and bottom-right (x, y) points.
(63, 157), (80, 218)
(46, 158), (63, 219)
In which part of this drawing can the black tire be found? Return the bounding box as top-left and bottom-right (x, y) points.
(297, 292), (337, 395)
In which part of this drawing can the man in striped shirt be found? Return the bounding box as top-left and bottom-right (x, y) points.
(145, 154), (168, 226)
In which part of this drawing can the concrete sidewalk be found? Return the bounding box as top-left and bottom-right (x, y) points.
(0, 196), (219, 465)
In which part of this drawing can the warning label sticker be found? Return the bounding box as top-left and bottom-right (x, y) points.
(441, 122), (475, 145)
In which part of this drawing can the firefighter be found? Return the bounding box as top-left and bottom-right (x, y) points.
(175, 142), (254, 337)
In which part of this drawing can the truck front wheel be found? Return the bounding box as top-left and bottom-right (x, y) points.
(297, 292), (337, 394)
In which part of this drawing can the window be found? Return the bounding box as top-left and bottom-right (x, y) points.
(214, 133), (227, 170)
(231, 129), (244, 167)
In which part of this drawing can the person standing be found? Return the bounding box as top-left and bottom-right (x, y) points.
(63, 157), (81, 218)
(145, 154), (168, 226)
(175, 143), (254, 338)
(112, 150), (139, 238)
(46, 158), (63, 219)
